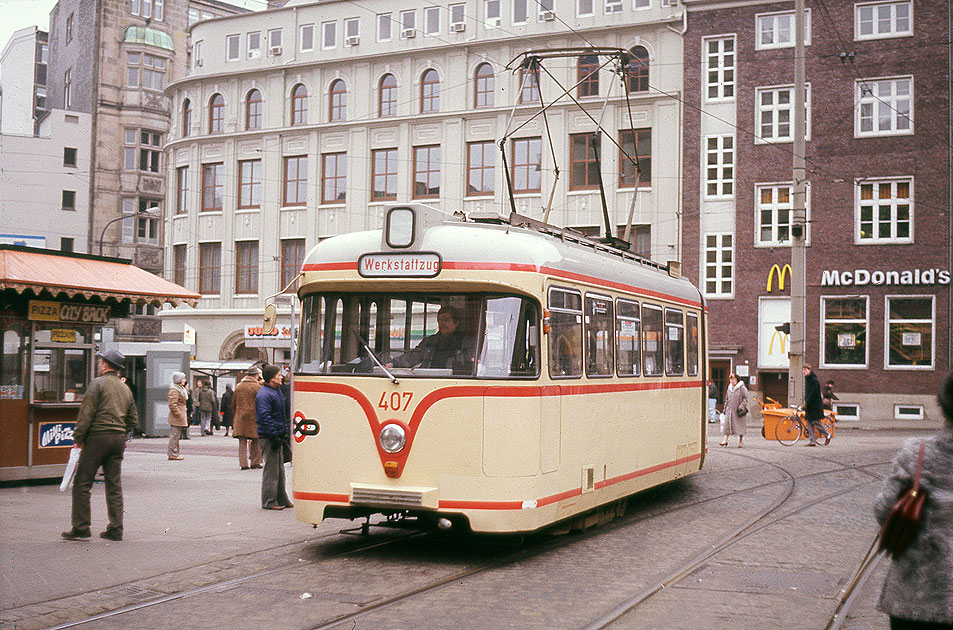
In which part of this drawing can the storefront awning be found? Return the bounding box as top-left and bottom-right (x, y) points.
(0, 246), (200, 307)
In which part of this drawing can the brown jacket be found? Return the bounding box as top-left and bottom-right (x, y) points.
(232, 376), (261, 439)
(167, 385), (188, 427)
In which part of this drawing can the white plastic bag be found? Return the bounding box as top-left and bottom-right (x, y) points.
(60, 447), (80, 492)
(719, 412), (727, 434)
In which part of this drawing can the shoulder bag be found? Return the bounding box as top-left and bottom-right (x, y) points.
(879, 440), (927, 558)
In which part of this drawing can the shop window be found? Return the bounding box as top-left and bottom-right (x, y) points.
(548, 287), (582, 378)
(886, 296), (933, 369)
(821, 296), (867, 368)
(615, 299), (640, 377)
(585, 294), (613, 377)
(2, 328), (28, 399)
(31, 324), (92, 403)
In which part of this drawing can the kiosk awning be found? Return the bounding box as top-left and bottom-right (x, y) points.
(0, 246), (200, 307)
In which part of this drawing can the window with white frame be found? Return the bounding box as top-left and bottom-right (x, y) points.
(131, 0), (163, 21)
(513, 0), (529, 23)
(425, 7), (440, 34)
(705, 135), (734, 198)
(300, 24), (314, 51)
(377, 13), (392, 41)
(756, 9), (811, 49)
(193, 40), (203, 68)
(268, 28), (282, 51)
(124, 129), (162, 173)
(856, 178), (912, 243)
(322, 21), (336, 48)
(127, 52), (166, 90)
(894, 404), (923, 420)
(605, 0), (623, 14)
(577, 0), (594, 16)
(704, 233), (733, 297)
(633, 0), (650, 8)
(226, 34), (240, 61)
(855, 1), (912, 40)
(704, 36), (735, 101)
(400, 10), (416, 37)
(188, 8), (214, 26)
(756, 182), (810, 246)
(450, 3), (466, 29)
(756, 84), (810, 143)
(247, 32), (261, 58)
(886, 296), (934, 369)
(821, 296), (868, 367)
(485, 0), (501, 26)
(537, 0), (554, 18)
(344, 18), (359, 43)
(834, 404), (860, 422)
(856, 77), (913, 136)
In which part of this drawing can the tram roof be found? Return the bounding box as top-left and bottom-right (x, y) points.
(301, 211), (702, 308)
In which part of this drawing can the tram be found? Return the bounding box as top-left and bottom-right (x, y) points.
(289, 204), (707, 534)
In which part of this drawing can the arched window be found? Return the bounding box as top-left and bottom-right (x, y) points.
(474, 63), (494, 108)
(420, 69), (439, 113)
(626, 46), (649, 93)
(329, 79), (346, 121)
(208, 94), (224, 133)
(578, 55), (599, 97)
(181, 99), (192, 137)
(246, 89), (262, 130)
(379, 74), (397, 117)
(291, 83), (308, 125)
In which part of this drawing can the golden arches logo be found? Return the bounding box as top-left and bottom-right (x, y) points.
(767, 264), (792, 292)
(769, 330), (788, 355)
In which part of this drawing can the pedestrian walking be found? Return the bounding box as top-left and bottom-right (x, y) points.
(873, 372), (953, 629)
(232, 367), (262, 470)
(220, 383), (234, 437)
(719, 373), (748, 448)
(803, 365), (831, 446)
(197, 380), (216, 435)
(183, 385), (193, 440)
(256, 364), (292, 511)
(62, 350), (138, 542)
(707, 379), (718, 423)
(167, 372), (188, 460)
(823, 379), (839, 411)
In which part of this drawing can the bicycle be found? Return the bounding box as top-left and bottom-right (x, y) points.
(775, 406), (835, 446)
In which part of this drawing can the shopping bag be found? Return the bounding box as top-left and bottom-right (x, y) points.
(60, 447), (81, 492)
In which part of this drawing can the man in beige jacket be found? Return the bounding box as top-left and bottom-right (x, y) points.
(232, 367), (262, 470)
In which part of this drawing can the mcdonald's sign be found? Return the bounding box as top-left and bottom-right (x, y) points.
(768, 329), (788, 355)
(767, 264), (792, 292)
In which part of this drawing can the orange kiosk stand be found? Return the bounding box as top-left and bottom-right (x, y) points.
(0, 246), (199, 483)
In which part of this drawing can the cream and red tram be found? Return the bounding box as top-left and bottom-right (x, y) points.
(291, 205), (707, 534)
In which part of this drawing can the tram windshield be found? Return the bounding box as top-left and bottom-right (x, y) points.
(297, 293), (540, 379)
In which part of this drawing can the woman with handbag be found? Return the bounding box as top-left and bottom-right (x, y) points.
(719, 373), (749, 448)
(873, 372), (953, 629)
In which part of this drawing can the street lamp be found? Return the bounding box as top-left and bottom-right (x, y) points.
(98, 207), (159, 256)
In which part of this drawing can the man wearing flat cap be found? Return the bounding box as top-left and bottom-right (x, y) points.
(62, 349), (138, 541)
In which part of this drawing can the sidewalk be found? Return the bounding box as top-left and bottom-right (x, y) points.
(0, 433), (313, 611)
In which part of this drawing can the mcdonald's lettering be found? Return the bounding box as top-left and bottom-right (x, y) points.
(768, 330), (788, 355)
(767, 264), (792, 292)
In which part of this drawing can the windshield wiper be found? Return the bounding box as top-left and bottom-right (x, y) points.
(348, 324), (398, 384)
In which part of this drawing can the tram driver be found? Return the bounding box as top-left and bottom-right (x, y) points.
(385, 305), (474, 373)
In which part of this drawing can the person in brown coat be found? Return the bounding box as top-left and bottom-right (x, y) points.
(167, 372), (188, 460)
(232, 367), (262, 470)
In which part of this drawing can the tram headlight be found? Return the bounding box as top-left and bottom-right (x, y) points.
(379, 424), (406, 454)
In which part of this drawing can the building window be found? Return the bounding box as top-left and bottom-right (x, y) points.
(139, 131), (161, 172)
(537, 0), (554, 18)
(705, 135), (734, 198)
(300, 24), (314, 51)
(182, 99), (192, 136)
(757, 183), (810, 246)
(173, 244), (186, 287)
(619, 128), (651, 188)
(855, 1), (911, 40)
(513, 0), (528, 23)
(856, 77), (912, 136)
(421, 69), (439, 113)
(135, 200), (160, 243)
(291, 84), (308, 125)
(577, 0), (594, 17)
(248, 31), (261, 57)
(377, 13), (392, 41)
(570, 134), (599, 191)
(833, 404), (860, 422)
(756, 9), (811, 50)
(626, 46), (649, 93)
(519, 67), (540, 103)
(821, 297), (868, 367)
(202, 163), (224, 212)
(281, 239), (305, 288)
(894, 404), (924, 420)
(344, 18), (359, 43)
(175, 166), (188, 215)
(329, 79), (346, 121)
(511, 137), (542, 193)
(283, 156), (308, 206)
(450, 3), (466, 30)
(63, 147), (77, 167)
(322, 21), (336, 49)
(886, 297), (933, 368)
(238, 160), (262, 209)
(756, 85), (810, 143)
(131, 0), (164, 21)
(412, 145), (441, 199)
(62, 190), (76, 211)
(379, 74), (397, 116)
(66, 14), (73, 43)
(372, 148), (398, 200)
(127, 53), (166, 90)
(193, 40), (203, 68)
(322, 152), (347, 204)
(209, 94), (224, 133)
(467, 141), (495, 197)
(578, 55), (599, 98)
(226, 34), (240, 61)
(235, 241), (259, 295)
(199, 243), (221, 295)
(704, 233), (733, 297)
(485, 0), (501, 26)
(425, 6), (440, 34)
(64, 68), (71, 109)
(245, 89), (262, 130)
(856, 178), (912, 243)
(269, 28), (282, 51)
(400, 10), (416, 37)
(474, 63), (494, 108)
(704, 36), (735, 101)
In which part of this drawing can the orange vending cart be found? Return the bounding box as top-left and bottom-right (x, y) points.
(1, 246), (199, 482)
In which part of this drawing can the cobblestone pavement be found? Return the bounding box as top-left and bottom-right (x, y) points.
(0, 428), (930, 630)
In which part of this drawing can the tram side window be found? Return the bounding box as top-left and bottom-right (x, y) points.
(616, 299), (640, 376)
(477, 296), (539, 378)
(585, 294), (614, 377)
(664, 308), (685, 376)
(641, 304), (663, 376)
(297, 295), (324, 371)
(548, 287), (582, 378)
(686, 312), (699, 377)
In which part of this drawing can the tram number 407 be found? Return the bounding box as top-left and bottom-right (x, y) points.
(379, 392), (414, 412)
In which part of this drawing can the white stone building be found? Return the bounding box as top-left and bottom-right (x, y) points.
(162, 0), (687, 363)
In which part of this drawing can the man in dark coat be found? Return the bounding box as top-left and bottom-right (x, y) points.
(386, 306), (473, 372)
(803, 364), (831, 446)
(220, 383), (234, 437)
(255, 364), (292, 510)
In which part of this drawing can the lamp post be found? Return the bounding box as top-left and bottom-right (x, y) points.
(98, 208), (159, 256)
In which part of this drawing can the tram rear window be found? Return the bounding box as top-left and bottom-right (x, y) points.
(296, 293), (539, 379)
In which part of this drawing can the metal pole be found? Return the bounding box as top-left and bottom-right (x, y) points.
(789, 0), (807, 406)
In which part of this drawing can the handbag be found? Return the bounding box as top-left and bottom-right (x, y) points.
(879, 440), (927, 557)
(737, 403), (748, 416)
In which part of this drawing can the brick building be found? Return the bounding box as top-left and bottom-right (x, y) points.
(683, 0), (951, 425)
